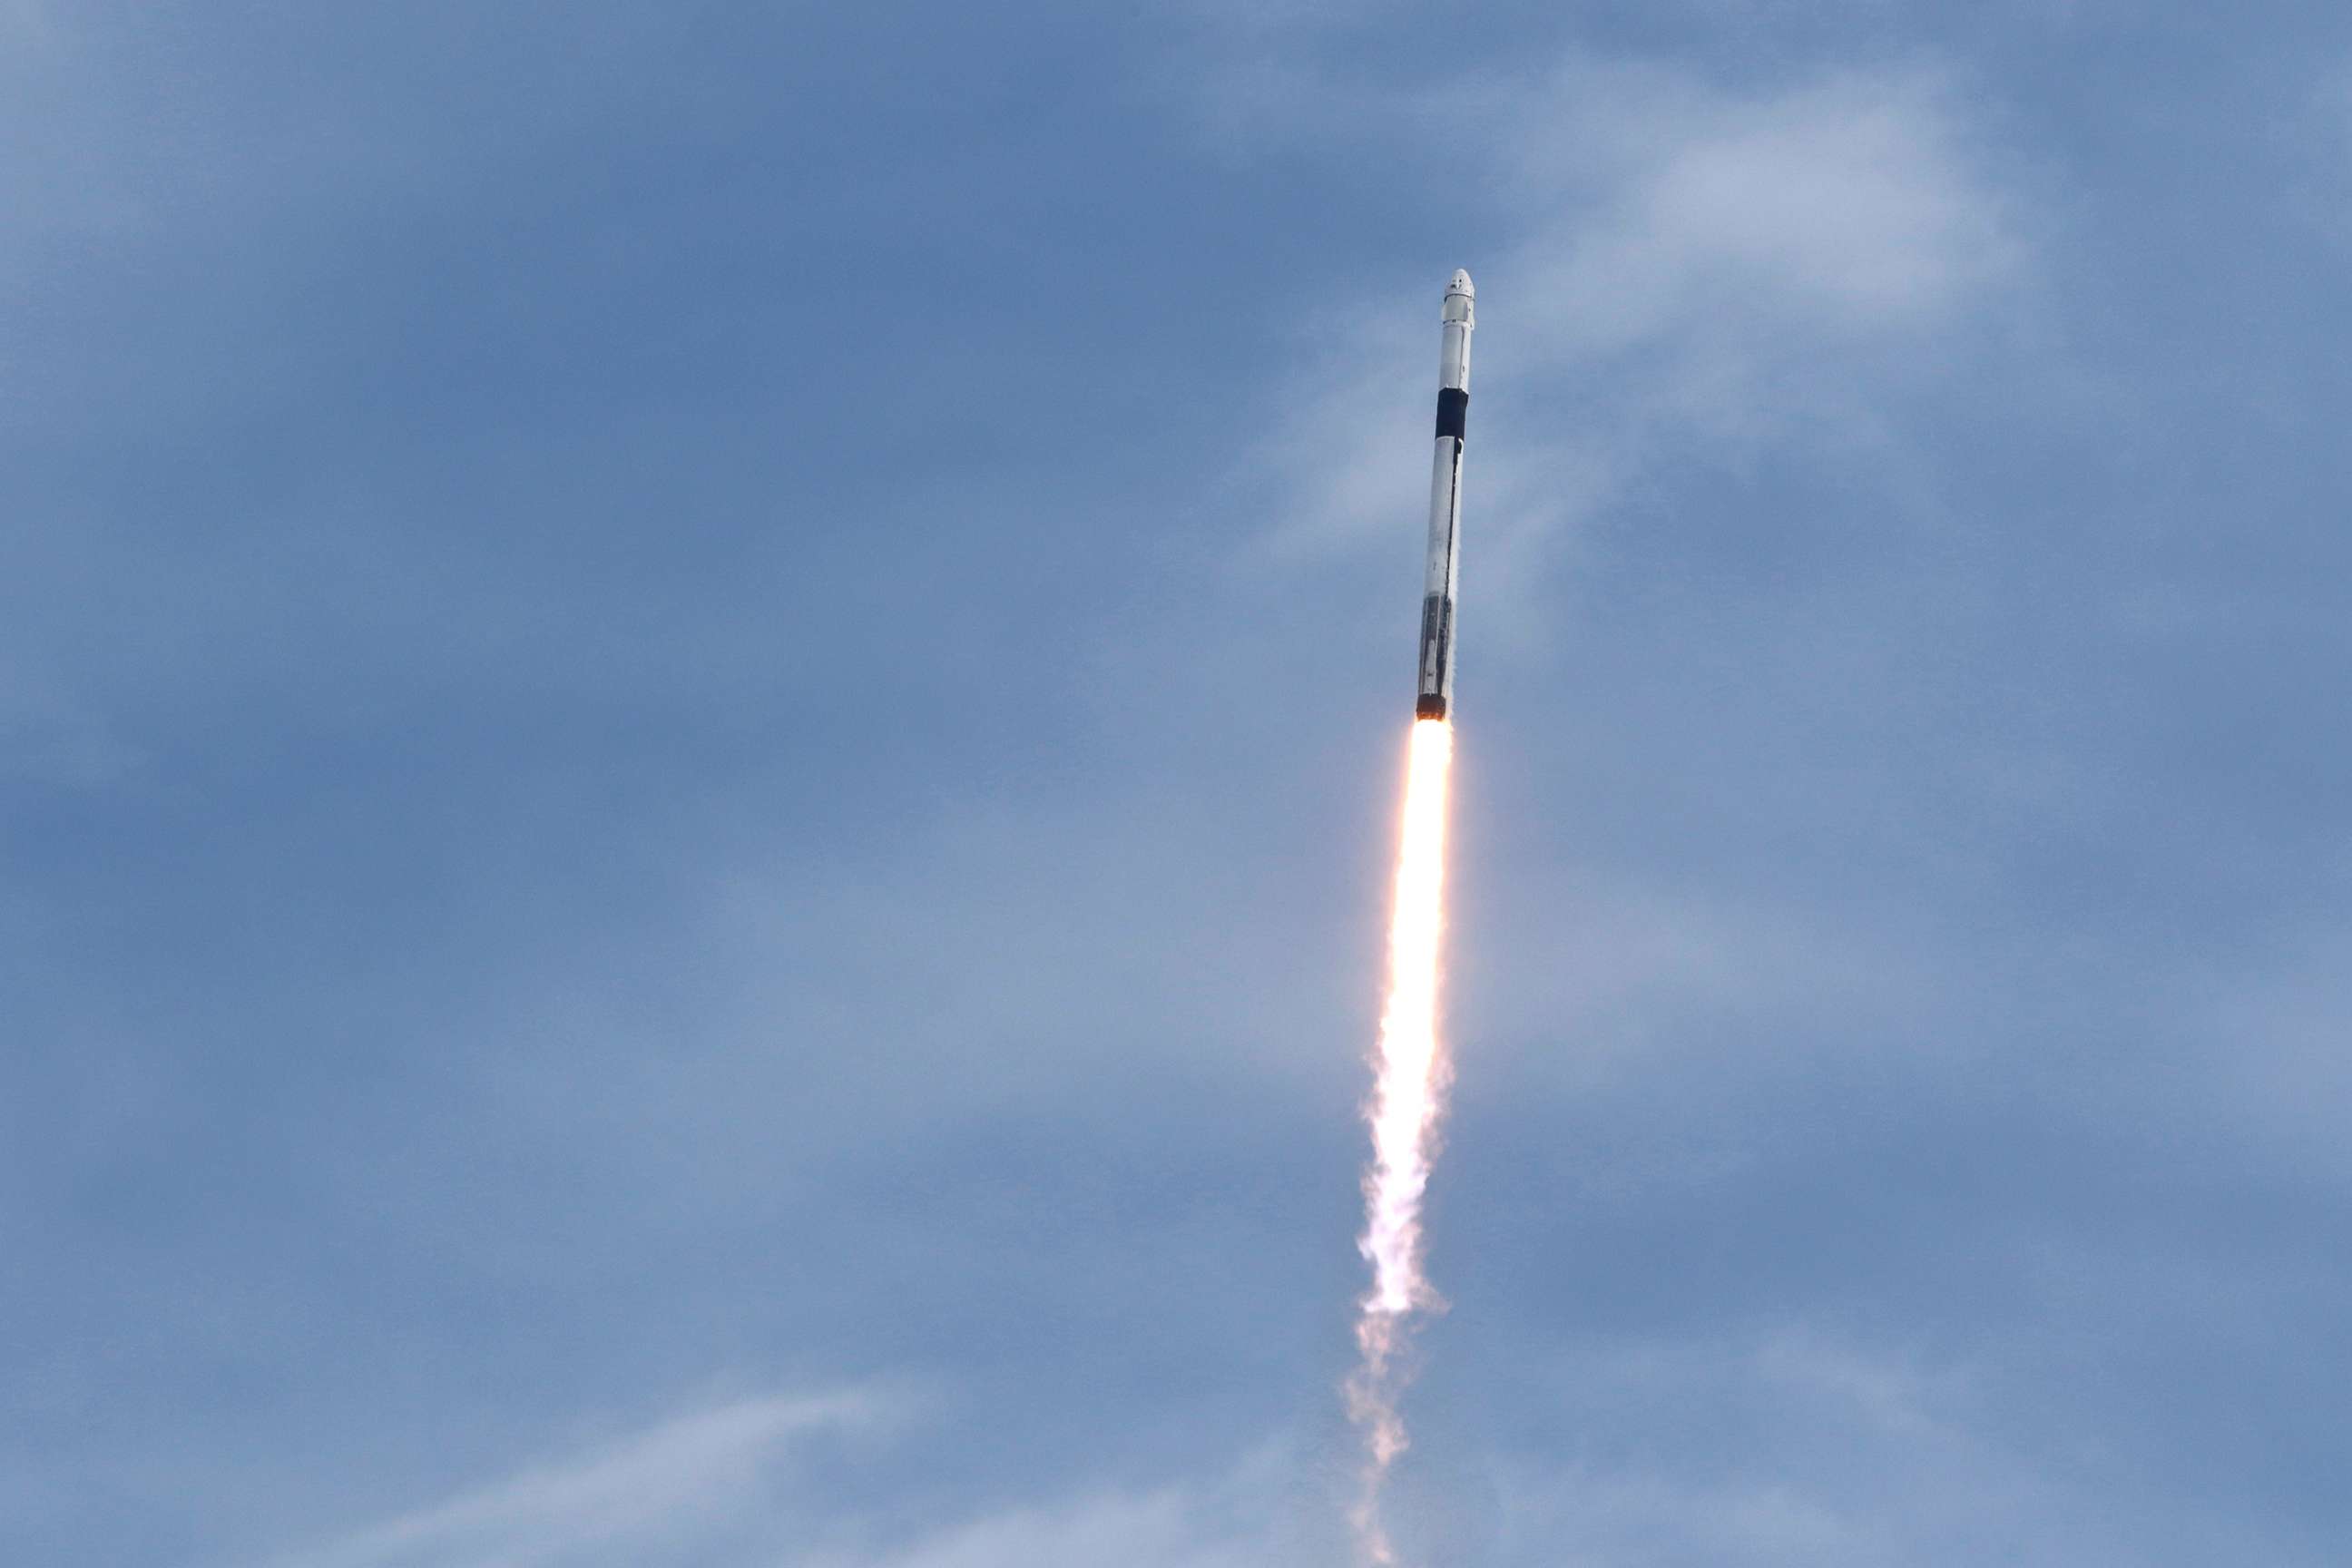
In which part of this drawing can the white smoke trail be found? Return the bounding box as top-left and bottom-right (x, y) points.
(1347, 716), (1455, 1566)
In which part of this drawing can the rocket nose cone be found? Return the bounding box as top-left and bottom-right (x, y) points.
(1447, 269), (1475, 298)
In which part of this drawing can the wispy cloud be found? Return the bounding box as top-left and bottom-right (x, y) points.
(2182, 928), (2352, 1176)
(1454, 1328), (2293, 1568)
(1217, 54), (2028, 648)
(252, 1394), (1318, 1568)
(260, 1391), (885, 1568)
(1493, 63), (2021, 337)
(811, 1445), (1313, 1568)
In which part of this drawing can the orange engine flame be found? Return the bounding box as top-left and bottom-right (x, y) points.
(1347, 716), (1455, 1566)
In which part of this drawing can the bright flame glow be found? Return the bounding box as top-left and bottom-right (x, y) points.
(1347, 716), (1455, 1566)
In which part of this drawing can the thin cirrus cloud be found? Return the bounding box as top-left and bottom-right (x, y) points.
(254, 1390), (1313, 1568)
(259, 1391), (884, 1568)
(1415, 1328), (2317, 1568)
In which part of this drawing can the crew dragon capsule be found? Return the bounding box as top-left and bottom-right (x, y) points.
(1416, 270), (1475, 721)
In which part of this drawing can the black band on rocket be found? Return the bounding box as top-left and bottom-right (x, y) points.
(1435, 388), (1469, 441)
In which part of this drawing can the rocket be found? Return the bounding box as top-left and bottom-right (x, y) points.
(1416, 270), (1474, 721)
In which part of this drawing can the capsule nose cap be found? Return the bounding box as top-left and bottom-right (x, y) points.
(1447, 269), (1475, 299)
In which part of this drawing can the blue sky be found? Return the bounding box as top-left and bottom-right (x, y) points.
(8, 2), (2352, 1563)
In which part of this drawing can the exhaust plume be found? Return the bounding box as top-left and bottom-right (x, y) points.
(1348, 715), (1455, 1565)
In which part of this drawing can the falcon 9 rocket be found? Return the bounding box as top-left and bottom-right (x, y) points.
(1416, 270), (1474, 721)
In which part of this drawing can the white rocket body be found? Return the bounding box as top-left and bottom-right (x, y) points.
(1416, 270), (1474, 720)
